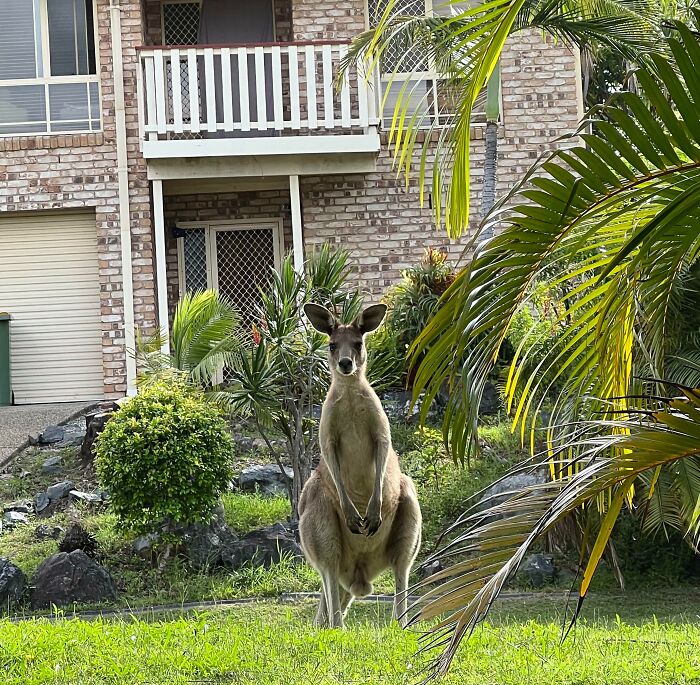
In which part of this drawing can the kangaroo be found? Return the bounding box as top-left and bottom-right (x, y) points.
(299, 302), (422, 629)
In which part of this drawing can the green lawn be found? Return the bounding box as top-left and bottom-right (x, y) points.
(1, 590), (699, 684)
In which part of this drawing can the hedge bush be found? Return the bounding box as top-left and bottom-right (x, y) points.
(95, 381), (233, 535)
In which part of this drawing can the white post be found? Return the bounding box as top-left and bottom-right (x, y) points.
(152, 179), (171, 355)
(289, 175), (304, 273)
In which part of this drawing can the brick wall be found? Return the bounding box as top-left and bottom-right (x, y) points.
(0, 0), (156, 398)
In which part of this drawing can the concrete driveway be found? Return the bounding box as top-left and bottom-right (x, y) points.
(0, 402), (97, 467)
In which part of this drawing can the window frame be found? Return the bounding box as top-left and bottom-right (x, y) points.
(0, 0), (101, 137)
(364, 0), (492, 128)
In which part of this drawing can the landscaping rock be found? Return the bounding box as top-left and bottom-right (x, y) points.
(2, 511), (30, 528)
(221, 522), (302, 570)
(81, 411), (113, 463)
(0, 557), (26, 609)
(238, 464), (293, 497)
(69, 490), (104, 505)
(30, 550), (117, 608)
(41, 455), (64, 475)
(478, 381), (500, 415)
(46, 480), (75, 502)
(3, 500), (33, 515)
(417, 560), (443, 580)
(181, 511), (240, 571)
(476, 471), (548, 512)
(38, 425), (64, 445)
(133, 533), (160, 559)
(34, 492), (50, 515)
(35, 524), (64, 540)
(59, 426), (86, 448)
(517, 553), (556, 588)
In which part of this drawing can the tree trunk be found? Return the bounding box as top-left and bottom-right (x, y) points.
(481, 119), (498, 220)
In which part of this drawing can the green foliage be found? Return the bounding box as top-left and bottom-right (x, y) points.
(95, 381), (233, 535)
(367, 248), (456, 389)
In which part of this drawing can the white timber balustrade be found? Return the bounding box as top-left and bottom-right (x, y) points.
(137, 41), (380, 156)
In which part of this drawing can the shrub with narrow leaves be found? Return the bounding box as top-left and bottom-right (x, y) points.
(95, 381), (233, 535)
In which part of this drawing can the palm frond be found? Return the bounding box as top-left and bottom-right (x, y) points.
(412, 16), (700, 462)
(342, 0), (662, 234)
(412, 386), (700, 677)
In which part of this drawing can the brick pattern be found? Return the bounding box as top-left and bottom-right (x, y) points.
(291, 0), (366, 41)
(0, 0), (156, 399)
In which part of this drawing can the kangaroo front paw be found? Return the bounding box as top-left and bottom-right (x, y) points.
(363, 512), (382, 536)
(344, 510), (365, 535)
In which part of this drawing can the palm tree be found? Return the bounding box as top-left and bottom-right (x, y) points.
(408, 15), (700, 677)
(345, 0), (663, 235)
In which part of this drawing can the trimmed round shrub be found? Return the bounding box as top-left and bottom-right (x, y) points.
(95, 381), (233, 535)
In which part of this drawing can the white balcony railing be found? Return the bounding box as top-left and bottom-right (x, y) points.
(137, 41), (379, 153)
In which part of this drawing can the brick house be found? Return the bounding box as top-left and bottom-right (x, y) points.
(0, 0), (582, 405)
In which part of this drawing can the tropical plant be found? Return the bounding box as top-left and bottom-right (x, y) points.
(135, 289), (244, 388)
(220, 246), (364, 519)
(345, 0), (662, 234)
(406, 15), (700, 678)
(95, 380), (233, 536)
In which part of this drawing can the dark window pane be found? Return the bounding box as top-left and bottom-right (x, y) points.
(48, 0), (96, 76)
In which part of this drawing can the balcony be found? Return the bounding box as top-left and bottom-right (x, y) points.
(137, 41), (380, 163)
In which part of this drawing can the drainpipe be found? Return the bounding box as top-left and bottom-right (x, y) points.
(110, 0), (137, 396)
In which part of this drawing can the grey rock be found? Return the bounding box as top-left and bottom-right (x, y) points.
(133, 533), (160, 558)
(46, 480), (75, 502)
(3, 501), (33, 515)
(69, 490), (104, 504)
(34, 524), (64, 540)
(34, 492), (50, 514)
(478, 381), (500, 415)
(517, 553), (556, 588)
(2, 511), (29, 527)
(417, 560), (443, 580)
(238, 464), (293, 497)
(0, 473), (12, 482)
(38, 426), (64, 445)
(59, 428), (86, 448)
(0, 557), (26, 609)
(221, 522), (302, 570)
(181, 510), (239, 571)
(476, 471), (548, 513)
(41, 456), (64, 475)
(30, 550), (117, 608)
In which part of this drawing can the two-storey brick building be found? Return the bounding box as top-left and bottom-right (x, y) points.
(0, 0), (582, 404)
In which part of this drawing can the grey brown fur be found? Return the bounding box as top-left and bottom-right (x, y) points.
(299, 303), (422, 628)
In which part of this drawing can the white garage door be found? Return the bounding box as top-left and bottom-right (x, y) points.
(0, 212), (104, 404)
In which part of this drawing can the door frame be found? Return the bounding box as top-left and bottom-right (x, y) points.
(175, 217), (284, 296)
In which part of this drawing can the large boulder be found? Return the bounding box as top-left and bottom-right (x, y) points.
(0, 558), (26, 610)
(178, 508), (240, 571)
(476, 471), (548, 513)
(221, 522), (302, 569)
(31, 550), (117, 608)
(46, 480), (75, 502)
(517, 553), (556, 588)
(238, 464), (292, 497)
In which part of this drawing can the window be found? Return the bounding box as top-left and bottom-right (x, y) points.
(0, 0), (100, 135)
(367, 0), (482, 127)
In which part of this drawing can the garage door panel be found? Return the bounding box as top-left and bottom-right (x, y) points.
(0, 211), (105, 404)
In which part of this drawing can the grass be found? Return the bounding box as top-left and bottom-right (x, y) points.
(222, 491), (290, 531)
(0, 590), (698, 684)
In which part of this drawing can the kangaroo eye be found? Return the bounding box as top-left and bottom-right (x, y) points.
(329, 343), (337, 352)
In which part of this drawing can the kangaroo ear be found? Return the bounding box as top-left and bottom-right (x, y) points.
(355, 304), (387, 335)
(304, 303), (336, 335)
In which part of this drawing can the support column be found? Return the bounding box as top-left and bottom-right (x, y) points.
(289, 175), (304, 273)
(152, 179), (171, 355)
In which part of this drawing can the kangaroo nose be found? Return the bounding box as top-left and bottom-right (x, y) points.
(338, 357), (353, 374)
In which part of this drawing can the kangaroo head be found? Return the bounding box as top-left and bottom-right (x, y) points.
(304, 302), (387, 378)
